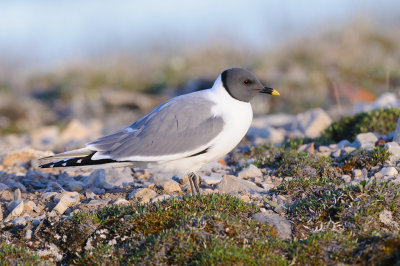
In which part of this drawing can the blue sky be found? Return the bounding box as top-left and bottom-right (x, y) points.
(0, 0), (399, 69)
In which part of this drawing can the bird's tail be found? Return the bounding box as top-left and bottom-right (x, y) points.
(37, 148), (131, 169)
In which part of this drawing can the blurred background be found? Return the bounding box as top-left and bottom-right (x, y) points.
(1, 0), (400, 138)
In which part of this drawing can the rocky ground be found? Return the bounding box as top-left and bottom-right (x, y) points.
(1, 89), (400, 264)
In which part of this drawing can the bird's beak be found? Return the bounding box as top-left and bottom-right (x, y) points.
(260, 86), (280, 96)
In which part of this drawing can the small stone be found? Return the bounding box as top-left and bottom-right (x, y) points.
(113, 198), (130, 205)
(261, 183), (275, 190)
(151, 176), (181, 193)
(25, 229), (33, 240)
(128, 188), (157, 203)
(93, 169), (106, 188)
(378, 167), (398, 177)
(11, 182), (27, 193)
(239, 194), (251, 202)
(238, 164), (262, 179)
(3, 148), (53, 168)
(352, 169), (363, 179)
(253, 212), (292, 240)
(24, 201), (37, 212)
(42, 192), (58, 199)
(67, 181), (85, 192)
(0, 183), (9, 192)
(342, 146), (356, 154)
(331, 149), (341, 159)
(103, 168), (133, 187)
(385, 142), (400, 161)
(200, 175), (223, 185)
(379, 209), (399, 229)
(216, 175), (266, 195)
(337, 139), (351, 148)
(341, 175), (351, 183)
(152, 194), (172, 203)
(353, 132), (378, 150)
(53, 191), (80, 215)
(295, 108), (332, 138)
(87, 198), (111, 206)
(13, 188), (21, 200)
(5, 199), (24, 222)
(11, 216), (28, 226)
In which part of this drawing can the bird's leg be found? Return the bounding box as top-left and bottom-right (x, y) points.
(189, 172), (201, 195)
(188, 174), (196, 196)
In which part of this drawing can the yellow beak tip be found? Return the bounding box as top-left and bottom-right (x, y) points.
(271, 89), (280, 96)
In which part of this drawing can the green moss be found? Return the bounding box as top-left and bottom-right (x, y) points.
(0, 243), (49, 265)
(322, 108), (400, 142)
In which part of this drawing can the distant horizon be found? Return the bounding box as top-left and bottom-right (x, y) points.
(0, 0), (399, 71)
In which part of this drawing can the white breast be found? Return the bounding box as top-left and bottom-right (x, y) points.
(150, 76), (253, 175)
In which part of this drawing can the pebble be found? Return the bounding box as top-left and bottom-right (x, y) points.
(378, 167), (398, 177)
(13, 188), (21, 200)
(385, 142), (400, 161)
(25, 229), (33, 240)
(87, 198), (111, 206)
(53, 191), (80, 215)
(353, 132), (378, 150)
(151, 175), (181, 193)
(295, 108), (332, 138)
(200, 175), (223, 185)
(128, 188), (157, 203)
(152, 194), (172, 203)
(0, 183), (9, 192)
(113, 198), (130, 205)
(42, 192), (58, 199)
(352, 169), (363, 179)
(238, 164), (263, 179)
(337, 139), (351, 148)
(253, 212), (292, 240)
(11, 182), (27, 193)
(5, 200), (24, 222)
(331, 149), (341, 159)
(216, 175), (266, 195)
(67, 181), (85, 192)
(342, 175), (352, 183)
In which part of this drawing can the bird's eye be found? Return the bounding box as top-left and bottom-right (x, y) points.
(243, 79), (251, 85)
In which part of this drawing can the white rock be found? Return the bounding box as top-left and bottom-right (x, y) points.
(0, 183), (9, 192)
(25, 229), (33, 240)
(337, 139), (351, 148)
(353, 132), (378, 150)
(253, 212), (292, 240)
(342, 146), (356, 154)
(53, 191), (80, 215)
(238, 164), (263, 179)
(385, 142), (400, 161)
(294, 108), (332, 138)
(113, 198), (130, 205)
(216, 175), (266, 195)
(103, 168), (133, 187)
(152, 194), (172, 203)
(331, 149), (341, 159)
(41, 192), (58, 199)
(378, 167), (398, 177)
(5, 199), (24, 222)
(24, 200), (38, 212)
(341, 175), (351, 183)
(87, 198), (111, 206)
(379, 209), (399, 229)
(200, 175), (223, 185)
(128, 188), (157, 203)
(247, 126), (286, 144)
(13, 188), (21, 200)
(67, 181), (85, 192)
(151, 175), (181, 193)
(352, 169), (363, 179)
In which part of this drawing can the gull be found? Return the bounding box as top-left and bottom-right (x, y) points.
(39, 68), (279, 195)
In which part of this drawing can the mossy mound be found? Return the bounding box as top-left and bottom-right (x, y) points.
(322, 108), (400, 142)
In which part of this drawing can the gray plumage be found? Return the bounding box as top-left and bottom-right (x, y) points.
(88, 90), (224, 160)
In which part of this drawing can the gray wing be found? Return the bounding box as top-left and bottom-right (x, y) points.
(87, 91), (224, 161)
